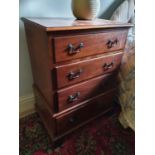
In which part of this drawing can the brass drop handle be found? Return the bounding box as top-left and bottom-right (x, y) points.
(78, 42), (84, 49)
(67, 69), (83, 80)
(68, 116), (77, 124)
(106, 39), (118, 49)
(68, 43), (74, 54)
(67, 43), (84, 55)
(68, 92), (80, 103)
(103, 62), (114, 71)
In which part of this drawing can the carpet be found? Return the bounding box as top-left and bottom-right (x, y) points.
(19, 109), (135, 155)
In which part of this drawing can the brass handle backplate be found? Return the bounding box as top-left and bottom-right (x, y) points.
(106, 39), (118, 49)
(67, 69), (83, 80)
(67, 92), (80, 103)
(67, 43), (84, 55)
(103, 62), (114, 71)
(68, 116), (78, 124)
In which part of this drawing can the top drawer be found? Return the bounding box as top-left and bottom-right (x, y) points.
(53, 30), (128, 62)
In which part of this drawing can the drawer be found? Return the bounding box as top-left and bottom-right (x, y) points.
(56, 74), (117, 112)
(55, 89), (116, 135)
(53, 30), (127, 62)
(55, 52), (123, 88)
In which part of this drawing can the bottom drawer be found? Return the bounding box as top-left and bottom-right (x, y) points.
(55, 89), (116, 135)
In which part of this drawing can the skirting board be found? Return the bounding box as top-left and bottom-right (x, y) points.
(19, 94), (36, 118)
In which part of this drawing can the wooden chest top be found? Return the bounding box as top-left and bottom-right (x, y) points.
(21, 17), (133, 32)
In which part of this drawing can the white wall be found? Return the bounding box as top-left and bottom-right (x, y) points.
(19, 0), (124, 97)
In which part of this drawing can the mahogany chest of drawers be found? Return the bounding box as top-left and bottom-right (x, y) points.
(22, 18), (131, 145)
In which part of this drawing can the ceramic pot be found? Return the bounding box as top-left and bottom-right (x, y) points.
(72, 0), (100, 20)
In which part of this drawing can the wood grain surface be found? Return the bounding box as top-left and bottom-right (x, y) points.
(21, 17), (133, 32)
(55, 52), (123, 88)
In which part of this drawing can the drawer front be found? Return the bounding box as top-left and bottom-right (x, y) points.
(54, 30), (127, 62)
(56, 52), (123, 88)
(56, 74), (117, 112)
(55, 89), (116, 135)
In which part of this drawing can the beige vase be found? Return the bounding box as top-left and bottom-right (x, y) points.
(72, 0), (100, 20)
